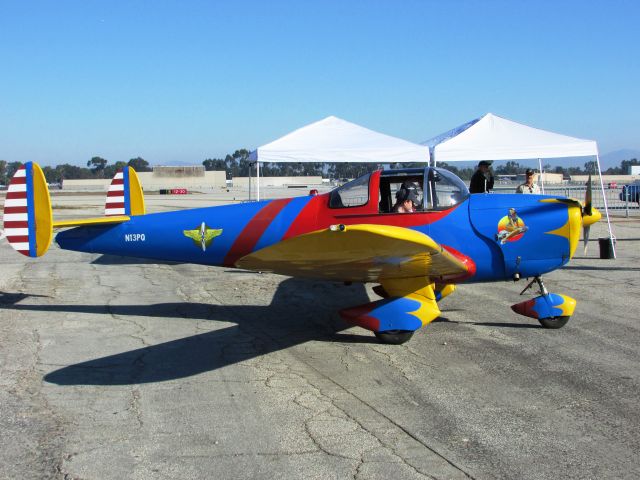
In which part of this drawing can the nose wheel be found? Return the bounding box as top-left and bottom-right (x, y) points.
(512, 276), (575, 329)
(537, 316), (570, 329)
(374, 330), (414, 345)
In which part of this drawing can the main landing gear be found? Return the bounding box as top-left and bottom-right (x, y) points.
(511, 276), (576, 329)
(340, 281), (445, 345)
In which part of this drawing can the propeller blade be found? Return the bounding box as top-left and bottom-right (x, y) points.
(583, 225), (590, 255)
(584, 175), (593, 216)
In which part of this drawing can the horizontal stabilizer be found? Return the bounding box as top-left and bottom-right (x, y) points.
(2, 162), (138, 258)
(53, 215), (131, 229)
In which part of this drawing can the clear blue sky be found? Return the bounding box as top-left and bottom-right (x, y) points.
(1, 0), (638, 166)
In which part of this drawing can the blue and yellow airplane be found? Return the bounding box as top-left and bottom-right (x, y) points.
(2, 162), (600, 344)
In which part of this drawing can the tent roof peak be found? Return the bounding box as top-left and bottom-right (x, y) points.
(250, 116), (429, 164)
(423, 113), (598, 162)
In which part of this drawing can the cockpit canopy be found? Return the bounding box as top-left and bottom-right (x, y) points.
(329, 167), (469, 212)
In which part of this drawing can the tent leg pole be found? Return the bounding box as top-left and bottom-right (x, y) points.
(538, 158), (545, 193)
(257, 161), (260, 202)
(595, 152), (616, 258)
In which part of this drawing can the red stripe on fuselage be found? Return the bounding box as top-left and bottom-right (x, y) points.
(224, 198), (293, 267)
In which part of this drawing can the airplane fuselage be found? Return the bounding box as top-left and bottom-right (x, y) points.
(55, 188), (579, 285)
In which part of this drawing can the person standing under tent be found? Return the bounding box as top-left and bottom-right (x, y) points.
(469, 161), (494, 193)
(516, 169), (541, 194)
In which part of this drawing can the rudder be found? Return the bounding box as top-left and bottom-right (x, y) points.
(2, 162), (53, 257)
(105, 167), (145, 216)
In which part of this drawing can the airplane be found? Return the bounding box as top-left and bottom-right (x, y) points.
(2, 162), (601, 344)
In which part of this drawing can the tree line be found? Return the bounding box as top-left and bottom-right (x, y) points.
(438, 159), (639, 181)
(0, 157), (152, 185)
(1, 153), (638, 186)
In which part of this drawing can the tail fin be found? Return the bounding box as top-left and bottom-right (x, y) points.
(2, 162), (53, 257)
(105, 167), (145, 216)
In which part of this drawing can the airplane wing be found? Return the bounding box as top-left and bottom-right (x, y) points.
(236, 224), (474, 283)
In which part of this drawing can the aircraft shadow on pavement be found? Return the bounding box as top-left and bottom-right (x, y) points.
(91, 254), (182, 266)
(436, 314), (540, 329)
(471, 321), (540, 329)
(562, 265), (640, 272)
(0, 292), (49, 305)
(5, 278), (378, 386)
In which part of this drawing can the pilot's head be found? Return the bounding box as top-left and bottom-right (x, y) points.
(396, 181), (417, 199)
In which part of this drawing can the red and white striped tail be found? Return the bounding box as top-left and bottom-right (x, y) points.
(3, 166), (31, 256)
(105, 170), (126, 216)
(2, 162), (53, 257)
(104, 167), (145, 217)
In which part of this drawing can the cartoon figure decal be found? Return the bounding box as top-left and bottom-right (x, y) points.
(496, 208), (528, 244)
(183, 222), (223, 252)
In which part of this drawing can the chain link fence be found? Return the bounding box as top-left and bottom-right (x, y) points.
(493, 184), (639, 217)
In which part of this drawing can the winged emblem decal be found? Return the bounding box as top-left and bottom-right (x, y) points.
(183, 222), (223, 252)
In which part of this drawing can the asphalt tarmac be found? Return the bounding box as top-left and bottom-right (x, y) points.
(1, 192), (639, 479)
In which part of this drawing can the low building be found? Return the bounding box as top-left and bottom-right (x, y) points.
(62, 166), (226, 191)
(570, 174), (640, 185)
(61, 166), (322, 192)
(230, 176), (323, 189)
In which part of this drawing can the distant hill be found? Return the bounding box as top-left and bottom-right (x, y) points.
(155, 153), (637, 170)
(599, 149), (640, 169)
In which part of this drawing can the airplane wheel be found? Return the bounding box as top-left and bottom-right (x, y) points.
(538, 316), (570, 329)
(374, 330), (414, 345)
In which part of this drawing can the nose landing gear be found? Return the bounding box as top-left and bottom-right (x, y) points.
(511, 276), (576, 329)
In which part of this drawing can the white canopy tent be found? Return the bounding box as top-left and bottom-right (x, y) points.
(423, 113), (615, 255)
(249, 115), (430, 200)
(424, 113), (598, 162)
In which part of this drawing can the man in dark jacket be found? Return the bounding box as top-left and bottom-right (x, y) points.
(469, 160), (494, 193)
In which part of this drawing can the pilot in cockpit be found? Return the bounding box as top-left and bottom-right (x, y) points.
(393, 182), (420, 213)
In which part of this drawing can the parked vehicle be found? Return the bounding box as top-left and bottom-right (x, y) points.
(619, 182), (640, 204)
